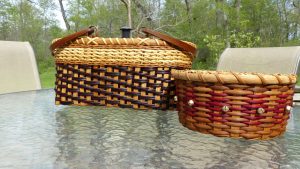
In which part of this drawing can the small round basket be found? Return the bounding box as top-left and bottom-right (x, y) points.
(171, 70), (297, 140)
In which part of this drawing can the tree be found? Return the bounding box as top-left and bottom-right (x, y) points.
(1, 0), (300, 73)
(58, 0), (70, 30)
(184, 0), (192, 35)
(120, 0), (132, 28)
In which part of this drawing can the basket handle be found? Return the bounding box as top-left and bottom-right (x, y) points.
(50, 26), (97, 52)
(141, 28), (197, 56)
(50, 26), (197, 56)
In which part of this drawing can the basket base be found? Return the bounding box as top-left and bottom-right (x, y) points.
(178, 112), (287, 140)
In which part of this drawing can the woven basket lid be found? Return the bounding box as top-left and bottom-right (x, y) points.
(171, 69), (297, 85)
(53, 37), (196, 68)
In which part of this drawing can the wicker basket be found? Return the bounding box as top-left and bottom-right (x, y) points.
(172, 70), (297, 140)
(50, 27), (196, 110)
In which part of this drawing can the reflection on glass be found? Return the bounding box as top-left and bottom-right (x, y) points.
(0, 90), (299, 168)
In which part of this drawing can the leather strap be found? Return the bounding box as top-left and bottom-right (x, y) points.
(141, 28), (197, 56)
(50, 26), (197, 57)
(50, 26), (97, 52)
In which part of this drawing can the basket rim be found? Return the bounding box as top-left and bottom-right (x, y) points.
(171, 69), (297, 85)
(52, 36), (196, 48)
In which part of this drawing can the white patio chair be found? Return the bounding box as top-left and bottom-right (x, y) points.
(216, 47), (300, 102)
(217, 47), (300, 74)
(0, 41), (41, 94)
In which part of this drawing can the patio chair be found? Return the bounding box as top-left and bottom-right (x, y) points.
(216, 47), (300, 102)
(0, 41), (41, 94)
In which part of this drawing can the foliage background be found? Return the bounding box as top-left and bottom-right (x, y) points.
(1, 0), (300, 88)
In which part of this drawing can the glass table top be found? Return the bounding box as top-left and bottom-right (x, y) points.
(0, 90), (300, 169)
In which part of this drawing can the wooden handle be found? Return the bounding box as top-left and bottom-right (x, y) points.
(50, 26), (197, 57)
(141, 28), (197, 56)
(50, 26), (97, 52)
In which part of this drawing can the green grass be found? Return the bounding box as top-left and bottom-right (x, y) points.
(37, 57), (56, 89)
(39, 66), (56, 88)
(192, 59), (217, 70)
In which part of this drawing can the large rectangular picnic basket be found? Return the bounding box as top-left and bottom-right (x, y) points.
(172, 70), (297, 140)
(50, 27), (196, 110)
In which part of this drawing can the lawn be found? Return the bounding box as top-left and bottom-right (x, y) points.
(37, 57), (56, 89)
(39, 67), (56, 88)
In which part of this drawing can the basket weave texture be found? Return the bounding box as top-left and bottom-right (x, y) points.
(172, 70), (297, 140)
(54, 37), (194, 67)
(53, 37), (195, 110)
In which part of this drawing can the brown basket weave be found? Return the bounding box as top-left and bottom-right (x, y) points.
(51, 27), (196, 110)
(172, 70), (297, 140)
